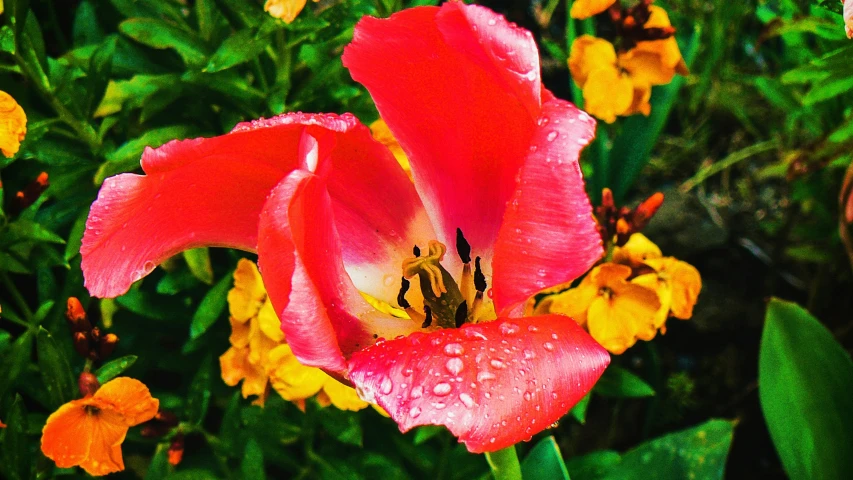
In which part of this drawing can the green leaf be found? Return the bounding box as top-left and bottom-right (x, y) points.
(184, 247), (214, 285)
(64, 210), (89, 262)
(521, 436), (571, 480)
(204, 28), (272, 72)
(2, 219), (66, 246)
(1, 395), (31, 480)
(568, 419), (735, 480)
(185, 356), (214, 425)
(189, 271), (232, 339)
(412, 425), (445, 445)
(0, 330), (34, 402)
(86, 35), (118, 117)
(593, 367), (655, 398)
(119, 18), (209, 67)
(759, 298), (853, 480)
(318, 407), (364, 447)
(94, 355), (138, 384)
(241, 438), (267, 480)
(813, 0), (843, 14)
(37, 327), (77, 408)
(144, 443), (172, 480)
(570, 392), (591, 424)
(802, 75), (853, 105)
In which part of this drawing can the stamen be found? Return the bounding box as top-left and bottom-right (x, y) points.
(413, 245), (421, 257)
(403, 241), (449, 297)
(456, 228), (472, 263)
(454, 301), (468, 328)
(474, 256), (487, 292)
(422, 306), (433, 328)
(402, 240), (464, 328)
(397, 277), (411, 309)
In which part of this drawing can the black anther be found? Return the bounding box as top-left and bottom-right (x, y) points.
(397, 277), (411, 308)
(456, 228), (472, 263)
(421, 305), (433, 328)
(454, 301), (468, 328)
(474, 256), (487, 292)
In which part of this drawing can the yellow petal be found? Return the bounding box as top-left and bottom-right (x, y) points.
(545, 278), (599, 327)
(257, 299), (284, 342)
(646, 257), (702, 319)
(370, 119), (412, 180)
(586, 296), (636, 354)
(632, 7), (688, 76)
(613, 233), (663, 268)
(0, 91), (27, 158)
(625, 82), (653, 117)
(267, 344), (326, 401)
(620, 49), (675, 87)
(264, 0), (307, 23)
(631, 272), (670, 329)
(568, 36), (617, 88)
(570, 0), (617, 19)
(582, 67), (634, 124)
(93, 377), (159, 426)
(228, 259), (265, 323)
(321, 378), (369, 411)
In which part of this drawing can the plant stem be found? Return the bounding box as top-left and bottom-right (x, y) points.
(485, 445), (522, 480)
(1, 271), (33, 320)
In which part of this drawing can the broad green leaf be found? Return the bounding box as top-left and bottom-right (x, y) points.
(413, 425), (445, 445)
(759, 298), (853, 480)
(64, 210), (88, 261)
(1, 396), (31, 480)
(568, 419), (734, 480)
(144, 443), (171, 480)
(570, 392), (591, 424)
(86, 35), (117, 116)
(593, 367), (655, 398)
(0, 330), (34, 402)
(189, 271), (232, 339)
(94, 355), (138, 384)
(184, 248), (214, 285)
(319, 408), (364, 447)
(119, 18), (208, 67)
(2, 219), (66, 245)
(802, 75), (853, 105)
(36, 327), (77, 408)
(521, 436), (571, 480)
(186, 356), (214, 425)
(241, 438), (267, 480)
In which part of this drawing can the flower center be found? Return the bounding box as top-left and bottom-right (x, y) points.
(397, 229), (495, 329)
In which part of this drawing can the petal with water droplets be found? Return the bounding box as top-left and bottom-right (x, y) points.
(347, 315), (610, 453)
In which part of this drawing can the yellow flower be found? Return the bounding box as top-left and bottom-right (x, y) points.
(370, 118), (412, 180)
(264, 0), (318, 24)
(612, 233), (662, 268)
(41, 377), (159, 476)
(0, 90), (27, 158)
(545, 263), (660, 354)
(220, 259), (372, 411)
(570, 0), (617, 20)
(632, 257), (701, 331)
(568, 7), (688, 123)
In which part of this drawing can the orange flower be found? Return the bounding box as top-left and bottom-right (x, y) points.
(41, 377), (159, 476)
(570, 0), (617, 19)
(0, 90), (27, 158)
(264, 0), (319, 24)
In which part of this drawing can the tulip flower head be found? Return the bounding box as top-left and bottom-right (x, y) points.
(81, 2), (611, 452)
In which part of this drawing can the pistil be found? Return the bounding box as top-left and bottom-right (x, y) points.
(401, 241), (464, 328)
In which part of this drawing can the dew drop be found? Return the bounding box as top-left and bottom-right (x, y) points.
(523, 391), (533, 401)
(525, 70), (536, 81)
(433, 402), (447, 409)
(487, 18), (497, 26)
(379, 377), (393, 395)
(546, 131), (558, 142)
(490, 359), (506, 369)
(523, 349), (535, 360)
(499, 322), (519, 336)
(527, 325), (539, 333)
(445, 358), (464, 375)
(411, 386), (423, 399)
(433, 383), (452, 396)
(409, 406), (421, 418)
(459, 393), (475, 408)
(444, 343), (465, 356)
(477, 371), (496, 383)
(543, 342), (555, 352)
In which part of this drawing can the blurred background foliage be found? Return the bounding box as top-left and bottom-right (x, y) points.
(1, 0), (852, 479)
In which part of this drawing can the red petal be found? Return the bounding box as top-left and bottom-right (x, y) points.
(343, 3), (542, 259)
(82, 113), (429, 301)
(492, 98), (603, 314)
(258, 171), (419, 374)
(347, 315), (610, 453)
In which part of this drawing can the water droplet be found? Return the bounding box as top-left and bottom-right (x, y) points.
(546, 131), (558, 142)
(411, 386), (423, 399)
(499, 322), (519, 336)
(577, 138), (588, 146)
(551, 333), (559, 340)
(431, 337), (443, 346)
(490, 437), (496, 443)
(444, 343), (465, 356)
(487, 18), (497, 26)
(543, 342), (555, 351)
(433, 383), (452, 396)
(409, 406), (421, 418)
(402, 367), (413, 377)
(379, 377), (393, 395)
(459, 393), (475, 408)
(527, 325), (539, 333)
(490, 359), (506, 369)
(529, 145), (537, 153)
(477, 371), (496, 383)
(445, 358), (464, 375)
(551, 392), (559, 400)
(525, 70), (536, 81)
(523, 349), (535, 360)
(523, 391), (533, 401)
(433, 402), (446, 409)
(383, 275), (396, 287)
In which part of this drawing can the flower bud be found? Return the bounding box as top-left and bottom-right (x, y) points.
(78, 372), (100, 397)
(66, 297), (91, 333)
(168, 434), (185, 466)
(72, 332), (90, 359)
(99, 333), (119, 360)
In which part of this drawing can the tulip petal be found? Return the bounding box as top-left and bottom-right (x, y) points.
(257, 171), (419, 374)
(82, 113), (431, 303)
(343, 2), (542, 260)
(347, 315), (609, 453)
(492, 98), (603, 314)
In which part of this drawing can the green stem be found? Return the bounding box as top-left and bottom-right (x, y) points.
(485, 445), (522, 480)
(1, 271), (33, 320)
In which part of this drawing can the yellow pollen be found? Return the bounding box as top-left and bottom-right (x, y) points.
(402, 241), (448, 298)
